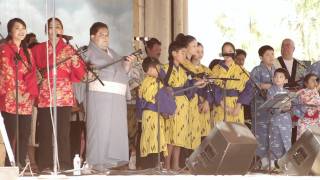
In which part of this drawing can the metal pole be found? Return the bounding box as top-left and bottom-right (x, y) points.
(156, 79), (161, 171)
(223, 80), (227, 122)
(15, 55), (19, 168)
(51, 0), (59, 175)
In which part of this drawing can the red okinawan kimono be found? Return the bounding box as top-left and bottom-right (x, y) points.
(0, 42), (38, 115)
(32, 38), (86, 108)
(297, 88), (320, 139)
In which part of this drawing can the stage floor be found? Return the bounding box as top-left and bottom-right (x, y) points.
(19, 174), (319, 180)
(16, 169), (319, 180)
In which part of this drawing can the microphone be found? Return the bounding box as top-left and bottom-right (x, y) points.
(219, 53), (235, 58)
(133, 36), (150, 42)
(57, 34), (73, 41)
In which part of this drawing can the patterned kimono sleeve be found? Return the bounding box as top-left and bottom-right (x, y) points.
(299, 90), (310, 105)
(141, 77), (157, 103)
(69, 46), (86, 82)
(203, 65), (213, 75)
(296, 64), (306, 86)
(180, 59), (214, 76)
(235, 66), (253, 105)
(267, 87), (274, 100)
(302, 89), (320, 105)
(306, 62), (320, 77)
(210, 65), (223, 105)
(237, 80), (254, 105)
(0, 49), (6, 95)
(250, 67), (262, 86)
(23, 49), (38, 98)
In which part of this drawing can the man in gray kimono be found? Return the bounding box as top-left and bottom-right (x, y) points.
(78, 22), (135, 171)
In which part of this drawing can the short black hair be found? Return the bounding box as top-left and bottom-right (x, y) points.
(90, 22), (109, 36)
(6, 18), (26, 40)
(274, 68), (290, 80)
(258, 45), (274, 57)
(236, 49), (246, 57)
(146, 38), (161, 49)
(142, 57), (160, 73)
(221, 42), (235, 53)
(209, 59), (222, 69)
(168, 40), (185, 62)
(303, 73), (318, 87)
(45, 17), (63, 33)
(175, 33), (196, 48)
(25, 33), (38, 48)
(25, 33), (36, 43)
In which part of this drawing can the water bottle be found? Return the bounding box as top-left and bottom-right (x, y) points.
(73, 154), (81, 175)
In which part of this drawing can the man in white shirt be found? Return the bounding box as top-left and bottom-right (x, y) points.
(274, 38), (305, 89)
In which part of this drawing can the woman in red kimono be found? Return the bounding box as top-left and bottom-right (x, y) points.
(0, 18), (38, 167)
(32, 17), (86, 171)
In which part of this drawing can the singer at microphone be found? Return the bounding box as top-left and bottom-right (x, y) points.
(57, 34), (73, 41)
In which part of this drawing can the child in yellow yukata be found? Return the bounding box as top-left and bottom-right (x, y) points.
(191, 42), (213, 138)
(138, 57), (173, 169)
(210, 42), (253, 124)
(162, 40), (205, 170)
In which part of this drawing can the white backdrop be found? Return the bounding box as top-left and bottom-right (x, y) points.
(0, 0), (133, 55)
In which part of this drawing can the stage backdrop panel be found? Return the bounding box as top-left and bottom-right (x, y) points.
(0, 0), (133, 55)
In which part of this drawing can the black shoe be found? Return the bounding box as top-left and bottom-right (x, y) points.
(274, 159), (280, 169)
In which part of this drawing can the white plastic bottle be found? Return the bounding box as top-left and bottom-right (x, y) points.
(73, 154), (81, 175)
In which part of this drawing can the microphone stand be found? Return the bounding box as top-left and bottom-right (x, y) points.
(258, 92), (297, 174)
(14, 53), (20, 169)
(151, 69), (169, 174)
(156, 77), (161, 172)
(235, 64), (266, 169)
(205, 77), (240, 122)
(142, 69), (175, 175)
(8, 46), (32, 169)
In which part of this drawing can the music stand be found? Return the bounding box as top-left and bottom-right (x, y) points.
(258, 92), (297, 174)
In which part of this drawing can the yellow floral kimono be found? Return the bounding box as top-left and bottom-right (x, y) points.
(197, 64), (214, 137)
(211, 61), (250, 124)
(162, 64), (190, 148)
(139, 75), (168, 157)
(179, 60), (214, 147)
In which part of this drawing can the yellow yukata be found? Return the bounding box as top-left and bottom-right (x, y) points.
(211, 61), (250, 124)
(139, 76), (168, 157)
(187, 63), (211, 149)
(199, 106), (212, 136)
(188, 95), (201, 149)
(179, 60), (213, 147)
(197, 64), (213, 137)
(180, 59), (214, 76)
(162, 64), (190, 148)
